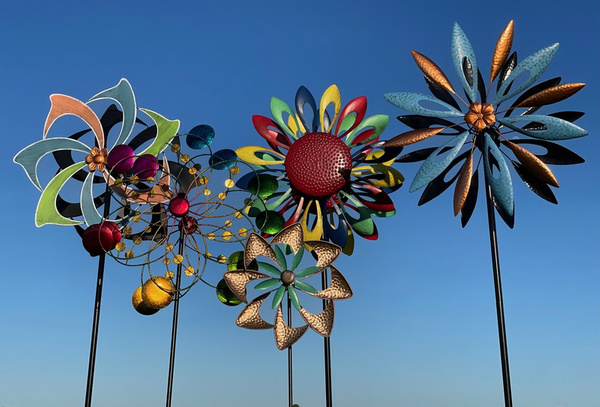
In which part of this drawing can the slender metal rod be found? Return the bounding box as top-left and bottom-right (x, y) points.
(287, 294), (294, 407)
(84, 186), (112, 407)
(484, 180), (513, 407)
(321, 269), (333, 407)
(166, 229), (185, 407)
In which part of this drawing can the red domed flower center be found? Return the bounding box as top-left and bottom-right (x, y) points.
(179, 216), (198, 234)
(169, 196), (190, 217)
(284, 132), (353, 197)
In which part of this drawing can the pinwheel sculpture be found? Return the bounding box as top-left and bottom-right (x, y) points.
(384, 21), (587, 407)
(234, 85), (404, 407)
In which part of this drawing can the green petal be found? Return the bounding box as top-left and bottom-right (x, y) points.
(272, 285), (286, 309)
(36, 162), (87, 226)
(139, 108), (181, 156)
(255, 278), (281, 290)
(288, 286), (301, 311)
(270, 97), (299, 139)
(345, 115), (389, 147)
(273, 245), (287, 270)
(295, 266), (322, 279)
(256, 261), (281, 276)
(290, 246), (305, 271)
(294, 280), (318, 294)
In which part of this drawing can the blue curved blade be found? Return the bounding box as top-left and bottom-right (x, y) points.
(384, 92), (464, 118)
(483, 133), (514, 216)
(498, 114), (588, 140)
(452, 22), (478, 102)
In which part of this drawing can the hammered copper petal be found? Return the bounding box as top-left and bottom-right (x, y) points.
(273, 305), (309, 350)
(305, 240), (341, 268)
(244, 232), (279, 267)
(299, 301), (335, 337)
(236, 293), (274, 330)
(411, 50), (455, 94)
(454, 152), (473, 216)
(224, 270), (270, 303)
(505, 141), (559, 187)
(312, 266), (353, 300)
(271, 223), (304, 253)
(490, 20), (514, 83)
(383, 127), (444, 148)
(517, 83), (585, 107)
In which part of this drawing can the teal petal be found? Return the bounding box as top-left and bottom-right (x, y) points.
(256, 261), (281, 276)
(255, 278), (281, 290)
(270, 97), (299, 140)
(295, 266), (323, 279)
(288, 286), (301, 311)
(498, 115), (587, 140)
(290, 246), (305, 271)
(494, 43), (559, 106)
(294, 280), (318, 294)
(383, 92), (463, 118)
(483, 134), (514, 216)
(273, 245), (287, 270)
(451, 22), (478, 102)
(272, 285), (286, 309)
(80, 171), (103, 226)
(409, 131), (469, 192)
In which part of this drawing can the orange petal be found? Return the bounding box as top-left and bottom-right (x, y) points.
(453, 153), (473, 215)
(383, 127), (444, 147)
(490, 20), (514, 83)
(411, 50), (455, 94)
(505, 141), (558, 187)
(517, 83), (585, 107)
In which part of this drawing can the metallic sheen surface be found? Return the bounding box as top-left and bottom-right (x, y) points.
(490, 20), (514, 84)
(411, 50), (456, 94)
(236, 293), (275, 330)
(274, 305), (309, 350)
(244, 233), (278, 268)
(453, 153), (473, 216)
(517, 83), (585, 107)
(223, 270), (270, 304)
(505, 141), (558, 187)
(271, 223), (304, 253)
(304, 240), (342, 268)
(312, 266), (353, 300)
(300, 301), (335, 337)
(383, 127), (444, 148)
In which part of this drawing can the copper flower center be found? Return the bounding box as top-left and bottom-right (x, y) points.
(280, 270), (295, 286)
(464, 103), (496, 132)
(85, 147), (108, 172)
(284, 132), (353, 197)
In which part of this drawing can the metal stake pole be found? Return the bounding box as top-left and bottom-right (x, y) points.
(484, 179), (513, 407)
(322, 269), (333, 407)
(288, 294), (294, 407)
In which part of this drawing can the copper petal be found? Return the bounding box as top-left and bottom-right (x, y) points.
(517, 83), (585, 107)
(453, 153), (473, 216)
(411, 50), (455, 94)
(505, 141), (558, 187)
(224, 270), (270, 303)
(490, 20), (514, 83)
(271, 223), (304, 253)
(299, 301), (335, 337)
(383, 127), (444, 148)
(312, 266), (353, 300)
(236, 293), (274, 329)
(244, 232), (278, 267)
(273, 304), (308, 350)
(304, 240), (341, 268)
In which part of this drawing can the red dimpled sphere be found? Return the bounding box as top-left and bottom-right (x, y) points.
(169, 196), (190, 217)
(284, 133), (352, 197)
(82, 221), (122, 256)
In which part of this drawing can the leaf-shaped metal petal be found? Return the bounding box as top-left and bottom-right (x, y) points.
(497, 52), (518, 92)
(236, 293), (274, 329)
(498, 114), (588, 140)
(454, 152), (473, 215)
(288, 286), (301, 311)
(503, 77), (561, 118)
(504, 140), (558, 187)
(412, 50), (456, 94)
(383, 127), (444, 148)
(451, 22), (478, 102)
(271, 97), (299, 139)
(272, 285), (286, 309)
(409, 131), (469, 192)
(344, 115), (389, 148)
(304, 240), (341, 268)
(424, 76), (462, 111)
(254, 278), (281, 291)
(511, 160), (557, 204)
(80, 171), (102, 226)
(295, 86), (319, 133)
(319, 85), (341, 133)
(244, 233), (279, 267)
(460, 169), (479, 228)
(490, 21), (514, 83)
(395, 146), (453, 163)
(397, 115), (466, 134)
(300, 301), (335, 337)
(504, 139), (584, 165)
(517, 83), (585, 107)
(252, 115), (292, 152)
(274, 304), (309, 350)
(235, 146), (285, 166)
(483, 134), (513, 216)
(384, 92), (463, 118)
(271, 223), (304, 253)
(417, 150), (469, 206)
(294, 279), (318, 294)
(494, 43), (559, 106)
(224, 270), (271, 303)
(334, 96), (367, 136)
(312, 266), (353, 300)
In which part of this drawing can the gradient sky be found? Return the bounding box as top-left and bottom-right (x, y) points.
(1, 1), (598, 406)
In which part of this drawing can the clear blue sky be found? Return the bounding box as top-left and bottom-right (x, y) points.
(1, 1), (598, 406)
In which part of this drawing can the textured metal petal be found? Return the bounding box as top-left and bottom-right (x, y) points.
(312, 266), (353, 300)
(295, 86), (319, 133)
(494, 43), (559, 106)
(397, 115), (466, 134)
(511, 160), (557, 204)
(409, 131), (469, 192)
(412, 50), (455, 94)
(273, 305), (308, 350)
(497, 52), (518, 92)
(236, 293), (274, 330)
(490, 21), (514, 83)
(271, 223), (304, 253)
(503, 77), (561, 118)
(305, 240), (342, 268)
(517, 83), (585, 107)
(454, 152), (473, 216)
(460, 169), (479, 228)
(451, 22), (478, 102)
(383, 127), (444, 148)
(504, 141), (558, 187)
(244, 232), (279, 267)
(424, 76), (462, 112)
(483, 134), (514, 216)
(498, 114), (588, 140)
(418, 150), (469, 206)
(299, 301), (335, 337)
(504, 139), (584, 165)
(224, 270), (270, 304)
(383, 92), (463, 118)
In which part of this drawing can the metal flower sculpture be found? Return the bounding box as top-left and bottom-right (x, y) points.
(236, 85), (403, 254)
(384, 21), (587, 227)
(223, 223), (352, 350)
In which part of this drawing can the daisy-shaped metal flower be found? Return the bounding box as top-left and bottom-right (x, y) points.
(223, 223), (352, 350)
(236, 85), (404, 254)
(384, 21), (588, 227)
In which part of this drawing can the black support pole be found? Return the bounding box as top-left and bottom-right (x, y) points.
(321, 268), (333, 407)
(288, 294), (294, 407)
(484, 179), (513, 407)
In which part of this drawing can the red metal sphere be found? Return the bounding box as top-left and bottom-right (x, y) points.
(169, 196), (190, 217)
(284, 133), (352, 197)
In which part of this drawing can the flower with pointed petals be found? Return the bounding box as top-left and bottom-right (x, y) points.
(14, 78), (180, 228)
(223, 223), (352, 350)
(384, 21), (587, 227)
(236, 85), (404, 254)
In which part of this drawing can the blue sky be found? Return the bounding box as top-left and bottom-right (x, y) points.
(1, 1), (598, 406)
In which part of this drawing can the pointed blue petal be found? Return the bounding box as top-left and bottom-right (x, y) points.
(451, 22), (478, 102)
(384, 92), (464, 118)
(409, 131), (469, 192)
(483, 134), (514, 216)
(498, 114), (587, 140)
